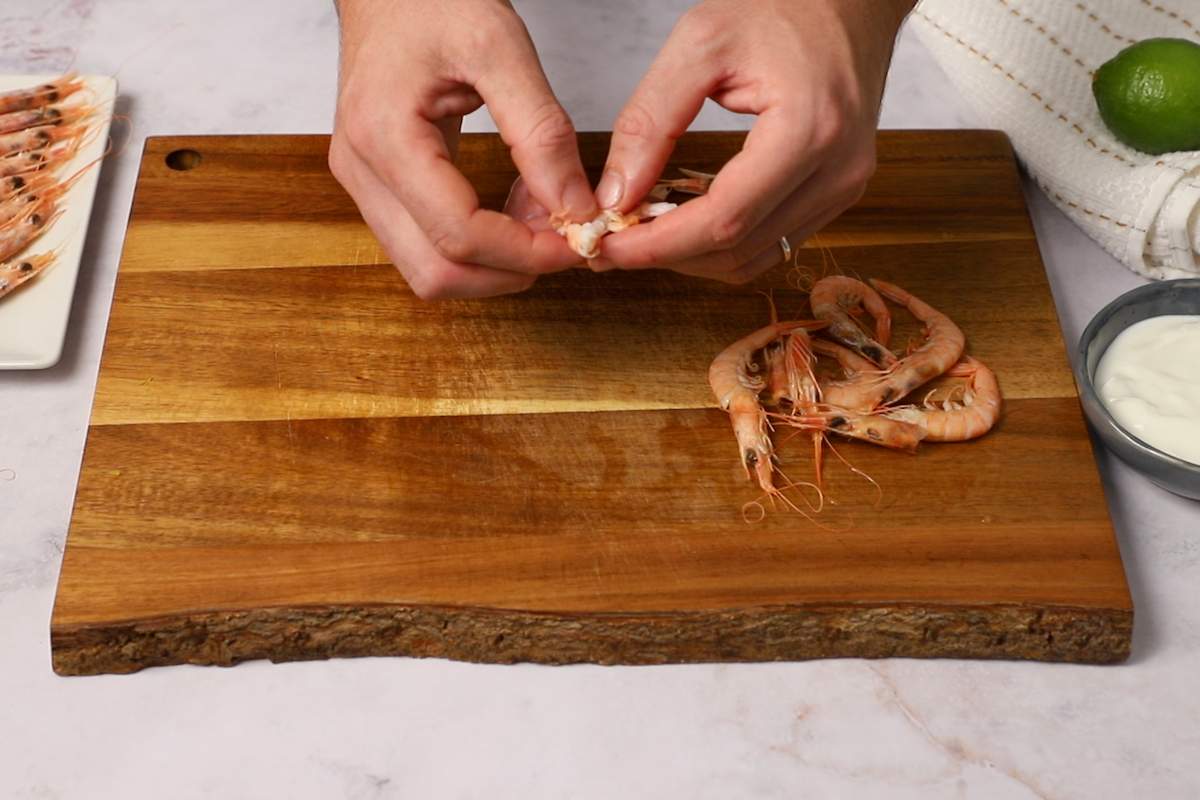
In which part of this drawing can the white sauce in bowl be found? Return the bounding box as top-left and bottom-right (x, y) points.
(1095, 315), (1200, 466)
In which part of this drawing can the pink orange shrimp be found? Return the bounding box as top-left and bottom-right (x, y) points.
(0, 102), (95, 136)
(883, 357), (1001, 441)
(1, 173), (30, 198)
(0, 251), (56, 299)
(0, 183), (37, 226)
(0, 149), (51, 178)
(814, 338), (892, 412)
(868, 278), (965, 400)
(0, 159), (94, 227)
(0, 106), (62, 136)
(709, 318), (823, 495)
(0, 74), (85, 116)
(762, 339), (791, 407)
(775, 409), (926, 453)
(0, 195), (61, 263)
(0, 122), (88, 161)
(760, 327), (829, 487)
(812, 337), (881, 379)
(809, 276), (897, 367)
(818, 279), (965, 412)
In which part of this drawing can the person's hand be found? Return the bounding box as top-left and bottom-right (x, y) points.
(329, 0), (597, 300)
(593, 0), (915, 282)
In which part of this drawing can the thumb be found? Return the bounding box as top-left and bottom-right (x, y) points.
(596, 39), (712, 212)
(475, 31), (596, 222)
(502, 176), (554, 232)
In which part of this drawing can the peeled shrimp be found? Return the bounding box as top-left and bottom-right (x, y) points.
(809, 276), (897, 367)
(883, 357), (1001, 441)
(555, 203), (674, 260)
(555, 169), (713, 259)
(0, 252), (55, 299)
(0, 74), (84, 116)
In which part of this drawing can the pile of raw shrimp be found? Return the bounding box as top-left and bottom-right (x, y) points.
(708, 269), (1002, 517)
(0, 74), (99, 302)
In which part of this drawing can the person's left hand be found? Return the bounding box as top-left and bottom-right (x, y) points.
(592, 0), (915, 282)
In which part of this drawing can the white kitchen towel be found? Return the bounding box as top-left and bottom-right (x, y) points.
(911, 0), (1200, 279)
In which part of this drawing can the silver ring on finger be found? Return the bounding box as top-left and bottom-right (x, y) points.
(778, 236), (793, 265)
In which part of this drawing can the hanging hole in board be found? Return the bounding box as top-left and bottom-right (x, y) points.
(165, 149), (202, 171)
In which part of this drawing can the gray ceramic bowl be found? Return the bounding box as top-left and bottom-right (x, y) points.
(1076, 278), (1200, 500)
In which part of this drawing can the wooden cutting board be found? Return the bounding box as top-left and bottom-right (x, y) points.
(51, 132), (1133, 675)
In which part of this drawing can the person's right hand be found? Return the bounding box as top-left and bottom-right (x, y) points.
(330, 0), (597, 300)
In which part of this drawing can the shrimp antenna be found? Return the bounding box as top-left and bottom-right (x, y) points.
(758, 289), (779, 326)
(824, 437), (884, 510)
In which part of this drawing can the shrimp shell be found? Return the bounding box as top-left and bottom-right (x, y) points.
(777, 410), (927, 453)
(883, 357), (1002, 441)
(820, 279), (966, 412)
(809, 276), (896, 367)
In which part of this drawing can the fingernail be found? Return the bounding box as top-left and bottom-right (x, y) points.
(596, 169), (624, 210)
(564, 181), (598, 220)
(520, 202), (548, 222)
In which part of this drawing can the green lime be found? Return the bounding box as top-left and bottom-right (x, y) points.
(1092, 37), (1200, 155)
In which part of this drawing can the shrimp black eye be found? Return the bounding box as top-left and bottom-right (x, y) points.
(10, 176), (23, 190)
(744, 449), (759, 468)
(19, 262), (32, 272)
(46, 108), (62, 123)
(36, 130), (51, 143)
(863, 345), (882, 362)
(830, 416), (847, 429)
(29, 213), (42, 227)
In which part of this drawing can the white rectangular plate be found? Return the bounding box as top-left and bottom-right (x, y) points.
(0, 73), (116, 370)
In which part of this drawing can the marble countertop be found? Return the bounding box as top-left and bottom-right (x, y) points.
(2, 1), (1198, 797)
